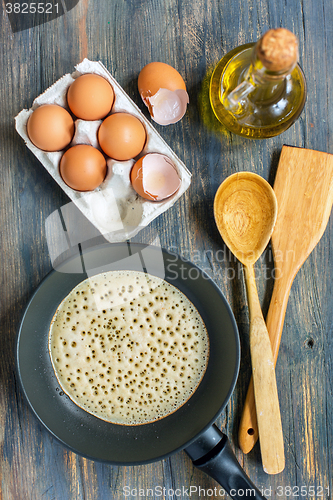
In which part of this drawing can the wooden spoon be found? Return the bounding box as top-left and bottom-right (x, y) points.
(238, 145), (333, 454)
(214, 172), (285, 475)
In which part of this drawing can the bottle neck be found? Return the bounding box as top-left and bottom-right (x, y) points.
(249, 41), (296, 84)
(222, 41), (296, 113)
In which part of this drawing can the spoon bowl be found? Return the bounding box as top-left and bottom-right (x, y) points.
(214, 172), (277, 265)
(214, 171), (285, 475)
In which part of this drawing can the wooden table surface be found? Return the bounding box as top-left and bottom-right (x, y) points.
(1, 0), (332, 498)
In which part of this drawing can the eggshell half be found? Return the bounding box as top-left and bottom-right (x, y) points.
(138, 62), (189, 125)
(130, 153), (181, 201)
(138, 62), (186, 98)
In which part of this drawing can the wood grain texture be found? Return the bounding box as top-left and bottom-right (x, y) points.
(214, 172), (285, 473)
(0, 0), (332, 499)
(239, 146), (333, 454)
(244, 263), (285, 475)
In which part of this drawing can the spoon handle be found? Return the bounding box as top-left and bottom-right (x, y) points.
(244, 264), (285, 474)
(239, 270), (293, 454)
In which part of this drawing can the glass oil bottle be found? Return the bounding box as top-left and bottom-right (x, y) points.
(209, 28), (307, 138)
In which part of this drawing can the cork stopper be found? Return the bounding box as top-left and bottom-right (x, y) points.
(257, 28), (298, 72)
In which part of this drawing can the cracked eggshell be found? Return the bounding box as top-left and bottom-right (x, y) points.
(131, 153), (181, 201)
(138, 62), (189, 125)
(15, 59), (191, 243)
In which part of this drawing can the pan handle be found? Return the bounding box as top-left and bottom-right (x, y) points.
(185, 425), (266, 500)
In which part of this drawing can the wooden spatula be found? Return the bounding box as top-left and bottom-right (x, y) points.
(238, 145), (333, 454)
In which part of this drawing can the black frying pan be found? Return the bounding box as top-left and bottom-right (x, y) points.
(17, 243), (266, 499)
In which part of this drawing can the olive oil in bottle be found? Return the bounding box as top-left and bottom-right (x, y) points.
(210, 28), (307, 138)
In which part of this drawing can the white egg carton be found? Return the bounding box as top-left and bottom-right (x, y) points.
(15, 58), (191, 242)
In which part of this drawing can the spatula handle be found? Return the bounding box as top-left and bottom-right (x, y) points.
(239, 271), (293, 454)
(244, 264), (285, 474)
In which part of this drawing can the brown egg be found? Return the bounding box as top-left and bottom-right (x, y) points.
(138, 62), (186, 98)
(130, 153), (181, 201)
(98, 113), (146, 161)
(67, 74), (115, 120)
(59, 145), (107, 192)
(27, 104), (74, 152)
(137, 62), (189, 125)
